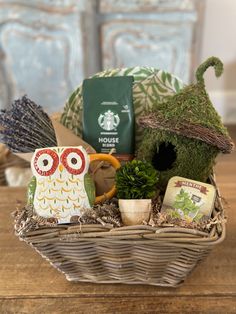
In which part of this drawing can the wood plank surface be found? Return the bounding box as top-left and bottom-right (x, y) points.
(0, 126), (236, 313)
(1, 296), (236, 314)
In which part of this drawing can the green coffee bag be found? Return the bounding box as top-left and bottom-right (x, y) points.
(82, 76), (134, 161)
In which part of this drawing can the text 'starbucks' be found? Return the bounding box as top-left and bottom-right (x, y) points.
(82, 76), (134, 161)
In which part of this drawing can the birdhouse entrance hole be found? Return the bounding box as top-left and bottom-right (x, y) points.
(152, 142), (177, 171)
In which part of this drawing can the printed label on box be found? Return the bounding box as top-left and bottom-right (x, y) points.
(161, 176), (216, 222)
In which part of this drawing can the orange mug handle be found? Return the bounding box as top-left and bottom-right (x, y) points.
(89, 154), (121, 203)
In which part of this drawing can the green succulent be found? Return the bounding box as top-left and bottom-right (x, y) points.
(115, 160), (159, 199)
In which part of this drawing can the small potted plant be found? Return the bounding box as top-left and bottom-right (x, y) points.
(115, 159), (159, 225)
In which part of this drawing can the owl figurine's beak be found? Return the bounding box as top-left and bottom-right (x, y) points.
(59, 164), (64, 172)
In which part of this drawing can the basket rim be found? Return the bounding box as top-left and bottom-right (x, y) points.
(14, 174), (226, 248)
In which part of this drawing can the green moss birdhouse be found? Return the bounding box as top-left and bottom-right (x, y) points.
(137, 57), (234, 189)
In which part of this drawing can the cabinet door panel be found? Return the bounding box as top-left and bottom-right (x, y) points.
(101, 19), (194, 83)
(99, 0), (195, 13)
(0, 2), (85, 112)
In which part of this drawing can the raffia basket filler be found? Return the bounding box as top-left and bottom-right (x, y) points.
(11, 57), (234, 287)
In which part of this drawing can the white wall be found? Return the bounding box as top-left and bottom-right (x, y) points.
(201, 0), (236, 123)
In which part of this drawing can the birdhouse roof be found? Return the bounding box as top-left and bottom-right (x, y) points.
(139, 57), (234, 153)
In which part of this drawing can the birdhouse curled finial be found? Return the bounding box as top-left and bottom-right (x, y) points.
(195, 56), (224, 84)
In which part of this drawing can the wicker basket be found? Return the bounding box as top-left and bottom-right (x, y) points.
(15, 176), (225, 287)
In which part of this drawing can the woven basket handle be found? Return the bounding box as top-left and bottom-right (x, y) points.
(195, 56), (223, 84)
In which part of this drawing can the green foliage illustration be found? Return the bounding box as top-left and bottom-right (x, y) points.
(172, 189), (201, 220)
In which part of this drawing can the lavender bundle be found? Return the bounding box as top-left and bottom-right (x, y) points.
(0, 96), (57, 153)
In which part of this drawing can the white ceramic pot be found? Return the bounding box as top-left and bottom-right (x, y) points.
(118, 199), (152, 226)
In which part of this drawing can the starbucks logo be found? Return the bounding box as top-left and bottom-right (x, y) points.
(98, 110), (120, 131)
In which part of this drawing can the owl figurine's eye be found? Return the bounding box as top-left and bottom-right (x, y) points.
(61, 148), (85, 175)
(34, 149), (59, 176)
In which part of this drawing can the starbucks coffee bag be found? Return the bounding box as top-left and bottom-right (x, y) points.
(82, 76), (134, 161)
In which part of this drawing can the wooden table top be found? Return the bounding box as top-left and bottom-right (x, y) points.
(1, 127), (236, 313)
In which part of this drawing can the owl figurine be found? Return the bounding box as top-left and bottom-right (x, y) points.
(28, 146), (96, 224)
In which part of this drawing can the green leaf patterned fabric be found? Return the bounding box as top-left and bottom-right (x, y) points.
(60, 67), (184, 150)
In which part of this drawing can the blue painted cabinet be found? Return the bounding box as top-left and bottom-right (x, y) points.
(0, 0), (203, 112)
